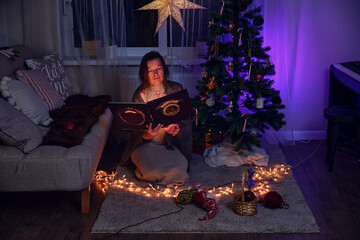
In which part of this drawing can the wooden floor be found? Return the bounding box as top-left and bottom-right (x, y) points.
(1, 140), (359, 240)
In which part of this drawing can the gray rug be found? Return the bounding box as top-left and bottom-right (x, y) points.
(92, 143), (320, 233)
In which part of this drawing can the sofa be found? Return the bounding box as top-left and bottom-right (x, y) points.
(0, 44), (113, 213)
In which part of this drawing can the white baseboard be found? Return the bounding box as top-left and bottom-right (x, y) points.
(284, 131), (326, 141)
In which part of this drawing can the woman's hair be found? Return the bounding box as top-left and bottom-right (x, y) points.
(139, 51), (169, 89)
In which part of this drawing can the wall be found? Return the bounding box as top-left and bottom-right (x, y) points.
(2, 0), (360, 140)
(294, 0), (360, 135)
(262, 0), (360, 140)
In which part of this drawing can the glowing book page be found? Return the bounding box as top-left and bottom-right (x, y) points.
(109, 89), (194, 130)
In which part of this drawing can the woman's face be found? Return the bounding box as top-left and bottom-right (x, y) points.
(147, 58), (164, 87)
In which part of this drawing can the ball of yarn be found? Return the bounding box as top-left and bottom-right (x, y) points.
(176, 189), (196, 205)
(244, 190), (256, 202)
(263, 191), (283, 208)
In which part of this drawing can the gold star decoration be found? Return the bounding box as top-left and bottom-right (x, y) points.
(200, 96), (208, 103)
(206, 76), (217, 90)
(201, 70), (208, 78)
(138, 0), (205, 34)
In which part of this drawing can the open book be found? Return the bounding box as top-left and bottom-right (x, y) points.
(109, 89), (194, 129)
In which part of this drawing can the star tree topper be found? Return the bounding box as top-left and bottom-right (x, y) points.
(138, 0), (205, 34)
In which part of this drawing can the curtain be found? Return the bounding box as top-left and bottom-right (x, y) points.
(67, 0), (127, 101)
(260, 0), (298, 145)
(0, 1), (23, 46)
(166, 0), (216, 99)
(60, 0), (211, 102)
(21, 0), (59, 57)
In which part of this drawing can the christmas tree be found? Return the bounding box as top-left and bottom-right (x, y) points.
(192, 0), (286, 151)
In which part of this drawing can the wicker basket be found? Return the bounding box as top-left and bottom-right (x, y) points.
(233, 169), (257, 216)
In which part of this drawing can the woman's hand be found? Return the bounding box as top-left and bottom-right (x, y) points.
(164, 124), (180, 136)
(143, 123), (163, 140)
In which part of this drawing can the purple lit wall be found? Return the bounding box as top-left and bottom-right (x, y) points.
(261, 0), (360, 140)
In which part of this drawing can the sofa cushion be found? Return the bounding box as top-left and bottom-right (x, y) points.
(25, 53), (75, 99)
(43, 94), (112, 147)
(0, 76), (52, 126)
(16, 69), (64, 111)
(0, 107), (113, 192)
(0, 98), (44, 153)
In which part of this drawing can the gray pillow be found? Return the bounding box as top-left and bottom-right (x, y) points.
(0, 98), (44, 153)
(0, 76), (52, 126)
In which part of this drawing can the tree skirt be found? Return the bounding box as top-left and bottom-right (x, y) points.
(92, 143), (319, 233)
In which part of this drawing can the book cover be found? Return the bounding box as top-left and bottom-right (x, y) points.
(109, 89), (194, 130)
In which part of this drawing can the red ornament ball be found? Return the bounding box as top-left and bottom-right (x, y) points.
(244, 190), (256, 202)
(227, 23), (235, 32)
(263, 191), (283, 208)
(65, 122), (75, 130)
(253, 73), (264, 81)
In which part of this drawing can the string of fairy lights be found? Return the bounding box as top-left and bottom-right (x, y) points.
(94, 164), (291, 199)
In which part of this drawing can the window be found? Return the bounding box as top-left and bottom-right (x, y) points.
(59, 0), (216, 60)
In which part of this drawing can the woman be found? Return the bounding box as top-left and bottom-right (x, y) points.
(129, 51), (192, 188)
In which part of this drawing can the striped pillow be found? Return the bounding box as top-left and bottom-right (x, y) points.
(25, 54), (75, 99)
(16, 69), (64, 111)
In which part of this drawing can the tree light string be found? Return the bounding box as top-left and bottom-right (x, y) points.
(93, 164), (291, 199)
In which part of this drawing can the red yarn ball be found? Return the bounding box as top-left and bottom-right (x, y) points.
(263, 191), (283, 209)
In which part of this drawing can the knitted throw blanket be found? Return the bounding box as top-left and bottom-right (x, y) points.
(43, 94), (111, 147)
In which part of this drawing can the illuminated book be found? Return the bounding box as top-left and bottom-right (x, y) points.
(109, 89), (194, 129)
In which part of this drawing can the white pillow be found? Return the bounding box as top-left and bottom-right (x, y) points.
(0, 76), (52, 126)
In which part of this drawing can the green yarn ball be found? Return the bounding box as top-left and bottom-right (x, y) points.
(176, 189), (197, 205)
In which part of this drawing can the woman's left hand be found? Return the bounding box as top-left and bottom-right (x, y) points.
(164, 124), (180, 136)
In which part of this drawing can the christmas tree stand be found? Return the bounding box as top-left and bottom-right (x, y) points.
(203, 139), (269, 167)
